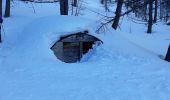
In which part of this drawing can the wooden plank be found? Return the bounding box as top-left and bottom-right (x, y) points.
(63, 42), (80, 63)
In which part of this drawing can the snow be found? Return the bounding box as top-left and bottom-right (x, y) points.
(0, 0), (170, 100)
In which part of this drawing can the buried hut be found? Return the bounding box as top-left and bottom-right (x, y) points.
(51, 31), (102, 63)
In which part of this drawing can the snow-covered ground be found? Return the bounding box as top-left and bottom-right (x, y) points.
(0, 1), (170, 100)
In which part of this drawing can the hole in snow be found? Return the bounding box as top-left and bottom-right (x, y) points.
(165, 45), (170, 62)
(51, 31), (103, 63)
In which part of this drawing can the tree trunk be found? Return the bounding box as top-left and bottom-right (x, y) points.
(60, 0), (68, 15)
(73, 0), (77, 7)
(160, 0), (162, 20)
(5, 0), (10, 17)
(101, 0), (104, 4)
(147, 0), (153, 33)
(0, 0), (2, 43)
(112, 0), (124, 30)
(104, 0), (108, 11)
(153, 0), (158, 23)
(143, 0), (147, 21)
(0, 0), (2, 16)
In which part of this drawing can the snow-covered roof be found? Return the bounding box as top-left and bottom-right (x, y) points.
(1, 1), (170, 100)
(22, 16), (101, 48)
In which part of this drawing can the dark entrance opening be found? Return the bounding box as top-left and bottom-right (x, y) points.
(83, 42), (94, 54)
(51, 31), (102, 63)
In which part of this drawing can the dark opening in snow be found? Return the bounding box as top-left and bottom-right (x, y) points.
(51, 31), (102, 63)
(167, 22), (170, 26)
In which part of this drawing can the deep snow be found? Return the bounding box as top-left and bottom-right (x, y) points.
(0, 1), (170, 100)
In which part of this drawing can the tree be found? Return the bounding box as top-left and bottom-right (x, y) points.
(160, 0), (162, 20)
(112, 0), (124, 30)
(153, 0), (158, 23)
(101, 0), (104, 4)
(100, 0), (111, 11)
(163, 0), (170, 22)
(98, 0), (170, 33)
(0, 0), (2, 43)
(73, 0), (77, 7)
(0, 0), (2, 16)
(60, 0), (68, 15)
(147, 0), (153, 33)
(5, 0), (10, 17)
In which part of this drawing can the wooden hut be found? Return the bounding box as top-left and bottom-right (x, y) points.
(51, 31), (102, 63)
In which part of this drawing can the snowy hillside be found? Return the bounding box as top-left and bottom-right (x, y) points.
(0, 0), (170, 100)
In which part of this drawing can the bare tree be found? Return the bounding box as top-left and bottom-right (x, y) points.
(0, 0), (2, 43)
(153, 0), (158, 23)
(60, 0), (68, 15)
(143, 0), (148, 21)
(73, 0), (77, 7)
(0, 0), (2, 16)
(5, 0), (10, 17)
(112, 0), (124, 30)
(160, 0), (163, 20)
(147, 0), (153, 33)
(100, 0), (111, 11)
(98, 0), (170, 33)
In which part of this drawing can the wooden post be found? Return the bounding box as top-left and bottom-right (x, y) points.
(165, 45), (170, 62)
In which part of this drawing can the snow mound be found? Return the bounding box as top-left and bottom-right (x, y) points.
(1, 6), (170, 100)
